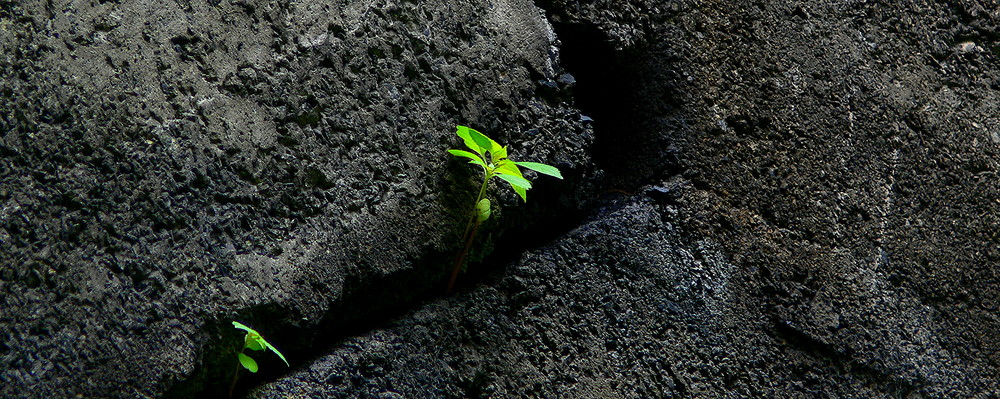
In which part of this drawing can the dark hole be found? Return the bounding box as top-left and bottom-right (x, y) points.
(552, 22), (682, 190)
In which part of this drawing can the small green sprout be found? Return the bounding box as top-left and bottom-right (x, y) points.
(446, 125), (562, 292)
(228, 321), (288, 397)
(232, 321), (288, 373)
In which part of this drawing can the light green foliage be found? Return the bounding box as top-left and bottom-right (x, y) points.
(446, 125), (562, 292)
(232, 321), (288, 374)
(448, 125), (562, 212)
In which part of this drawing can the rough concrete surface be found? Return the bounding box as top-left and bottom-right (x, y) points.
(250, 195), (942, 398)
(1, 0), (591, 396)
(1, 0), (997, 397)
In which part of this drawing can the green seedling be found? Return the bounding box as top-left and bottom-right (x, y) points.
(229, 321), (288, 397)
(446, 125), (562, 292)
(233, 321), (288, 372)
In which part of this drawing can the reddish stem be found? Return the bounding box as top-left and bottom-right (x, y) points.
(447, 219), (481, 293)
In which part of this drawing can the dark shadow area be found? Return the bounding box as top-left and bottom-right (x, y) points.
(454, 185), (593, 296)
(552, 21), (685, 191)
(173, 256), (455, 399)
(553, 22), (633, 184)
(170, 175), (591, 399)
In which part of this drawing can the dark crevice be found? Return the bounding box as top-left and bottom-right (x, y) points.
(170, 191), (590, 398)
(174, 259), (451, 398)
(453, 197), (590, 296)
(179, 12), (665, 399)
(553, 22), (633, 182)
(551, 21), (683, 191)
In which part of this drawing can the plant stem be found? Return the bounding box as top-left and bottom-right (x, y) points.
(228, 358), (240, 398)
(447, 218), (480, 293)
(447, 171), (491, 293)
(462, 172), (491, 239)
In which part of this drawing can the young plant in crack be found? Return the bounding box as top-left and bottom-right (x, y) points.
(229, 321), (288, 397)
(446, 125), (562, 292)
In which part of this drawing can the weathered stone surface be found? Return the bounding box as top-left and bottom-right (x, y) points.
(256, 0), (998, 397)
(1, 0), (997, 397)
(547, 1), (1000, 396)
(254, 187), (997, 398)
(0, 0), (590, 396)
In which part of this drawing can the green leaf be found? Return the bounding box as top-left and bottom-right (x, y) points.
(263, 341), (290, 367)
(232, 321), (288, 367)
(495, 173), (532, 198)
(245, 336), (264, 351)
(512, 185), (527, 202)
(476, 198), (491, 222)
(494, 160), (522, 178)
(448, 149), (487, 170)
(466, 127), (495, 154)
(495, 173), (531, 189)
(490, 144), (507, 162)
(514, 162), (563, 179)
(486, 139), (504, 161)
(456, 126), (484, 156)
(232, 321), (254, 333)
(494, 162), (528, 201)
(238, 353), (258, 373)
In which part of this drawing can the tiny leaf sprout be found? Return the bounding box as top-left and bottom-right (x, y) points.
(229, 321), (288, 397)
(446, 125), (562, 292)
